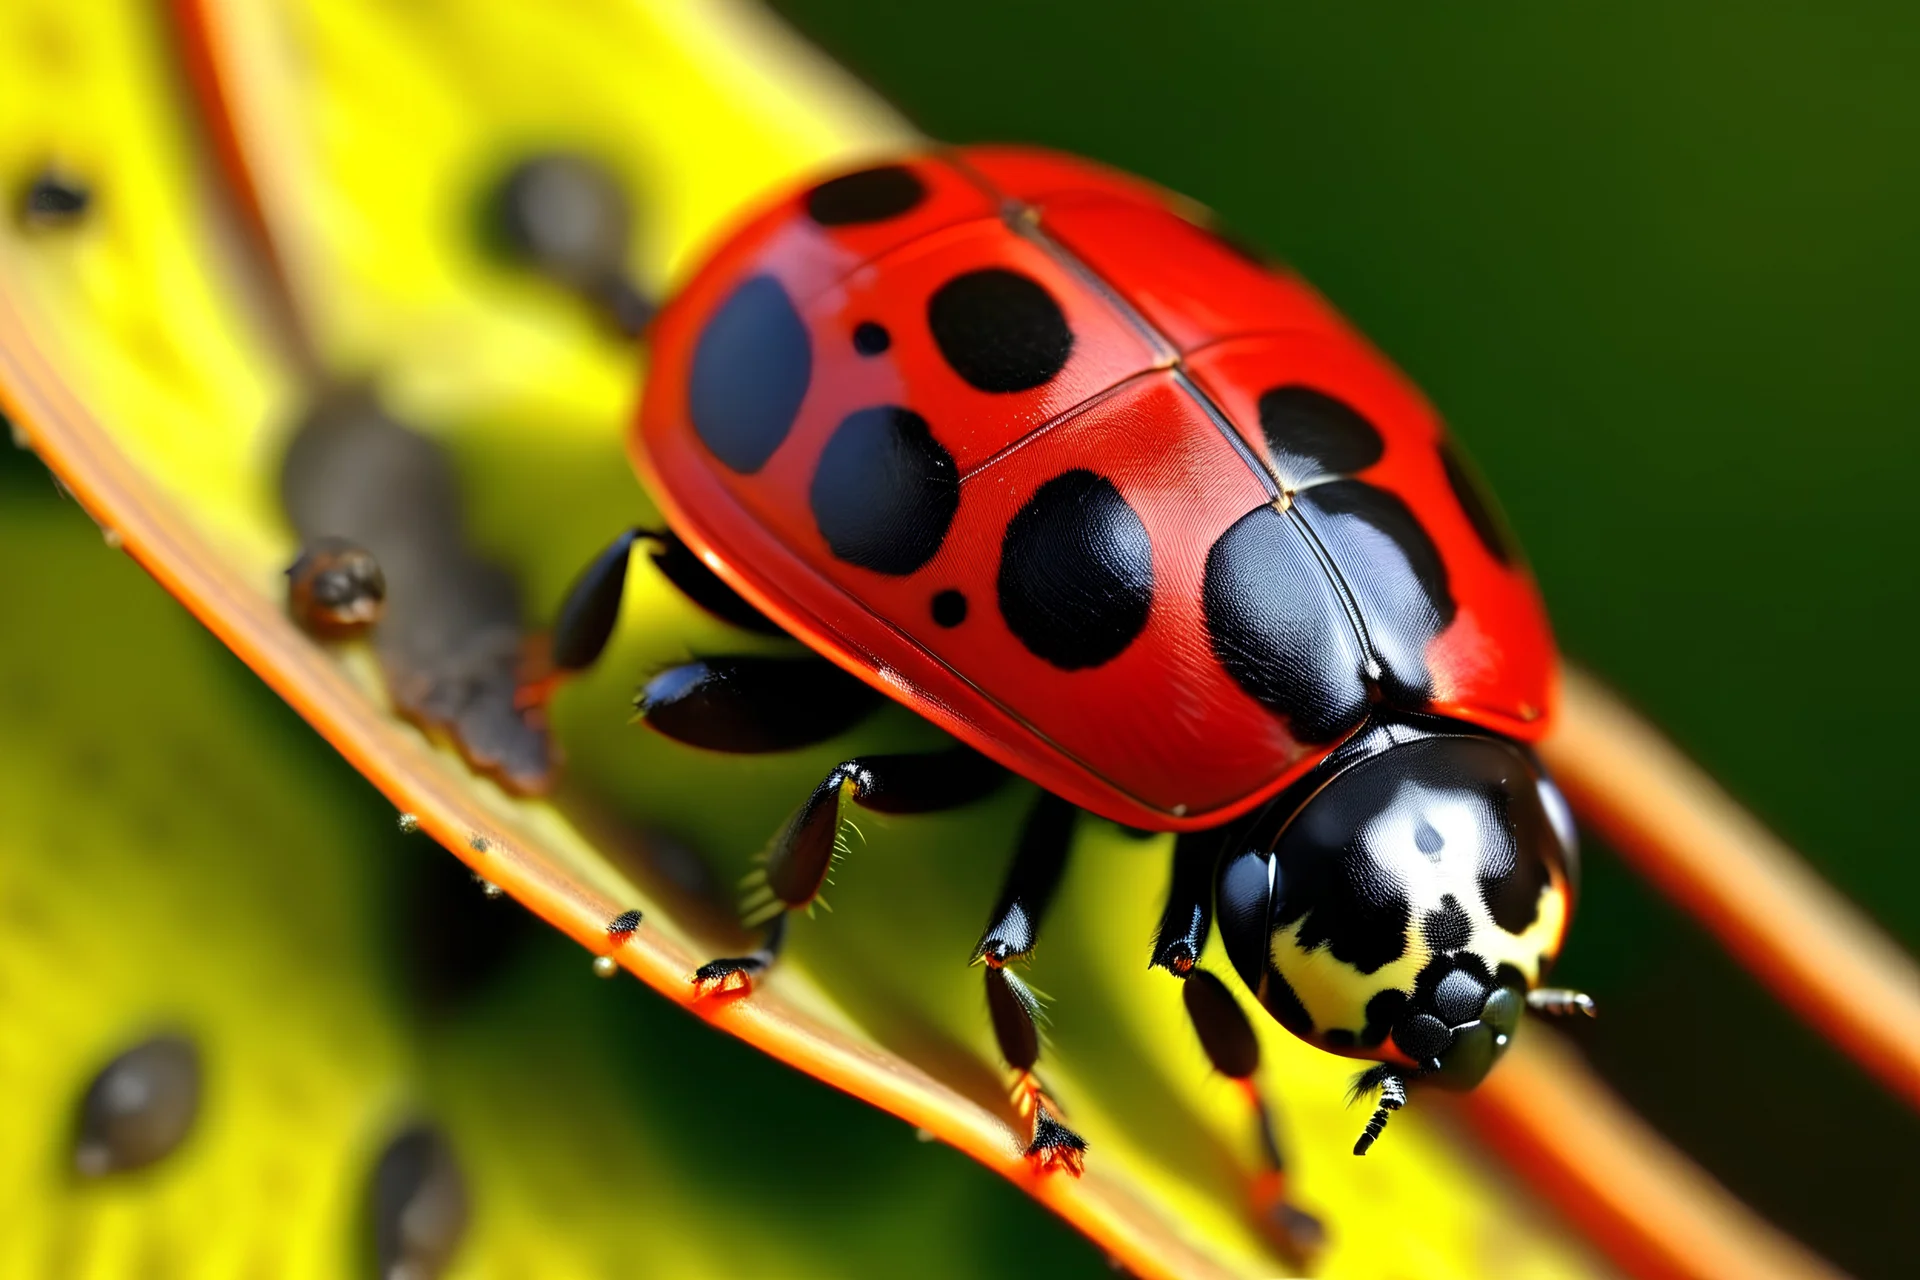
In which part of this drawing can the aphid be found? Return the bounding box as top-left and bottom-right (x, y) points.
(73, 1033), (201, 1177)
(370, 1123), (468, 1280)
(606, 908), (642, 939)
(547, 148), (1594, 1184)
(286, 536), (387, 638)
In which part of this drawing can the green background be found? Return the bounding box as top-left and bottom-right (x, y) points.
(767, 2), (1920, 1276)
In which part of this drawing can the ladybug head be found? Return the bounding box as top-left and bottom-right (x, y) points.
(1216, 720), (1580, 1142)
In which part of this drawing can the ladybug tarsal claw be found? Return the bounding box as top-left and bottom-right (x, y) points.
(689, 959), (760, 999)
(1527, 987), (1597, 1018)
(690, 916), (787, 1000)
(1024, 1102), (1087, 1177)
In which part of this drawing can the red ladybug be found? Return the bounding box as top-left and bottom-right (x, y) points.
(552, 148), (1591, 1180)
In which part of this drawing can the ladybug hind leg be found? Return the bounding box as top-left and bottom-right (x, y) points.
(972, 793), (1090, 1175)
(1150, 833), (1324, 1261)
(692, 746), (1008, 998)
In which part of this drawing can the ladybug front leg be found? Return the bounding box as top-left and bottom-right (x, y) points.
(972, 793), (1088, 1175)
(547, 526), (782, 680)
(1150, 834), (1324, 1260)
(690, 746), (1008, 996)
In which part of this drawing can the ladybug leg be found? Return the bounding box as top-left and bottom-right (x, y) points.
(635, 655), (886, 753)
(1151, 834), (1324, 1260)
(690, 746), (1007, 997)
(972, 793), (1087, 1175)
(547, 527), (780, 678)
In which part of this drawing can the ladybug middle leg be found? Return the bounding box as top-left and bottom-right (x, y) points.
(687, 744), (1009, 995)
(973, 793), (1089, 1174)
(551, 528), (1012, 983)
(1151, 834), (1324, 1258)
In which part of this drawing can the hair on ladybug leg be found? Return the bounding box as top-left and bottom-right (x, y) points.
(973, 794), (1089, 1170)
(687, 748), (1007, 997)
(1349, 1066), (1410, 1156)
(1527, 988), (1597, 1018)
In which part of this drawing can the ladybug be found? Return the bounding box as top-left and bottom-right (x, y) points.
(549, 147), (1592, 1176)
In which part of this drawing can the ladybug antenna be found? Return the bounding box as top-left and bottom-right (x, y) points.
(1348, 1066), (1409, 1156)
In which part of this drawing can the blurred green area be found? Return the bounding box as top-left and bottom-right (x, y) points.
(0, 449), (1104, 1278)
(766, 2), (1920, 1275)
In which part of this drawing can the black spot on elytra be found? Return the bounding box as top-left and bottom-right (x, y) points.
(1202, 504), (1369, 742)
(928, 268), (1073, 393)
(852, 321), (891, 356)
(997, 470), (1152, 669)
(689, 275), (811, 473)
(931, 589), (968, 627)
(806, 164), (927, 226)
(810, 405), (959, 575)
(1441, 441), (1516, 565)
(1294, 480), (1454, 705)
(1257, 386), (1384, 486)
(1423, 894), (1472, 953)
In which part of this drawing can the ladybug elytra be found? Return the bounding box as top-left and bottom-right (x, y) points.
(551, 147), (1591, 1179)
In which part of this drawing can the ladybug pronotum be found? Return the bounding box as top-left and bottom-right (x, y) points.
(549, 148), (1592, 1179)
